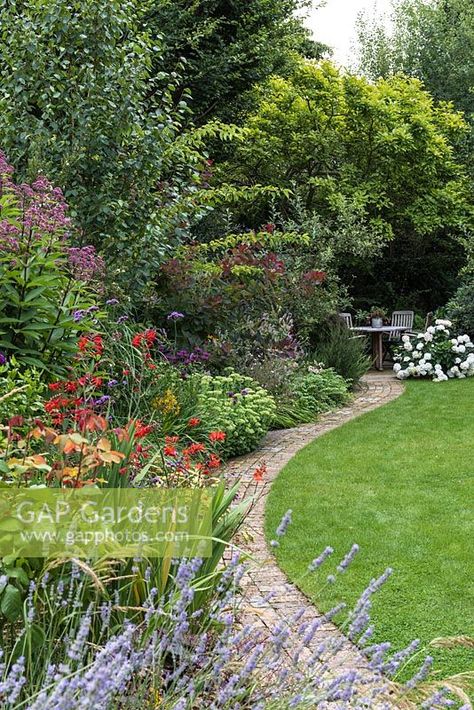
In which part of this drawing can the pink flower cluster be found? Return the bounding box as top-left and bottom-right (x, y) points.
(0, 150), (71, 252)
(68, 245), (105, 282)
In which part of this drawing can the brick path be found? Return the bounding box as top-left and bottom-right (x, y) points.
(225, 371), (405, 683)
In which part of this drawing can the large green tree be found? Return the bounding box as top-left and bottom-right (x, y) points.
(0, 0), (212, 295)
(356, 0), (474, 120)
(145, 0), (326, 123)
(213, 60), (473, 310)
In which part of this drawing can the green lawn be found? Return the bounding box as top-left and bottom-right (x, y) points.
(265, 379), (474, 680)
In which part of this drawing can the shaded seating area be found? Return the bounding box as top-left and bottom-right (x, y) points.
(339, 309), (432, 370)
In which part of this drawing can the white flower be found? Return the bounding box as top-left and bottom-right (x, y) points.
(402, 334), (410, 343)
(424, 332), (434, 342)
(393, 363), (402, 373)
(435, 319), (452, 327)
(417, 341), (424, 349)
(424, 353), (432, 361)
(459, 345), (466, 353)
(403, 356), (410, 362)
(427, 326), (436, 334)
(413, 350), (421, 359)
(462, 334), (471, 343)
(404, 342), (413, 352)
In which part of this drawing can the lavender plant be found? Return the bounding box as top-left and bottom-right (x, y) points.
(0, 533), (468, 709)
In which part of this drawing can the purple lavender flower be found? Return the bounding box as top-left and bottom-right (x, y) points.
(106, 298), (119, 306)
(337, 543), (359, 573)
(276, 509), (292, 537)
(0, 352), (7, 365)
(167, 311), (185, 321)
(308, 545), (334, 572)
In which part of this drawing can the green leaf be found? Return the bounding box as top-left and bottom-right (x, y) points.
(1, 583), (23, 621)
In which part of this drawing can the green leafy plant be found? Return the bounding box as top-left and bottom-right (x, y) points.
(0, 156), (99, 372)
(0, 357), (45, 424)
(446, 276), (474, 336)
(272, 365), (350, 428)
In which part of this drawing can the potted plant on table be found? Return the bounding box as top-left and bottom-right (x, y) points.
(369, 307), (387, 328)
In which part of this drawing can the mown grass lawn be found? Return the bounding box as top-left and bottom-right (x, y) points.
(265, 379), (474, 680)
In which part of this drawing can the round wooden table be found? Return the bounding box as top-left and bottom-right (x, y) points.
(350, 326), (410, 371)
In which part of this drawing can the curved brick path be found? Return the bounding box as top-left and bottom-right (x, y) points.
(225, 371), (405, 685)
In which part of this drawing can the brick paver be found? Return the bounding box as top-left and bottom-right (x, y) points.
(225, 371), (404, 683)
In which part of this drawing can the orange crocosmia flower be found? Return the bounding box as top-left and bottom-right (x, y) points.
(253, 463), (266, 482)
(165, 435), (179, 445)
(209, 431), (226, 442)
(188, 417), (201, 428)
(163, 445), (178, 457)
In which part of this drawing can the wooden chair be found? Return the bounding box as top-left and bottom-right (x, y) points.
(384, 310), (414, 362)
(339, 312), (366, 341)
(388, 310), (414, 341)
(339, 312), (353, 328)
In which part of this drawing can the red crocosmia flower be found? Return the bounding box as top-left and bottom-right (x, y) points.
(262, 222), (275, 234)
(183, 442), (206, 456)
(207, 453), (221, 469)
(164, 445), (178, 457)
(8, 415), (24, 428)
(78, 336), (89, 352)
(165, 435), (180, 445)
(48, 382), (62, 392)
(92, 377), (103, 388)
(131, 333), (143, 348)
(253, 463), (266, 482)
(144, 328), (157, 345)
(209, 431), (226, 442)
(78, 334), (103, 357)
(134, 421), (153, 439)
(65, 381), (78, 393)
(123, 369), (130, 376)
(188, 417), (201, 428)
(78, 376), (88, 386)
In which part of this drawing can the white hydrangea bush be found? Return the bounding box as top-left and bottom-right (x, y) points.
(393, 319), (474, 382)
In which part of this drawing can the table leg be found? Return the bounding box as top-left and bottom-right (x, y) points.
(373, 332), (383, 370)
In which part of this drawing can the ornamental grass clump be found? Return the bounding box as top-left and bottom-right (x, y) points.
(393, 319), (474, 382)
